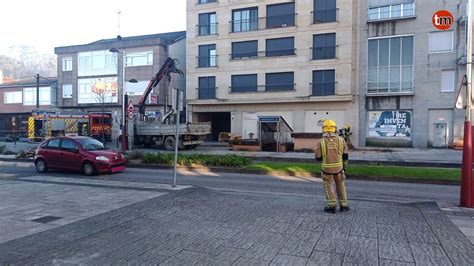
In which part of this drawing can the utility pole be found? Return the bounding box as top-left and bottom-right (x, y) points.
(172, 88), (181, 188)
(461, 0), (474, 208)
(36, 74), (40, 109)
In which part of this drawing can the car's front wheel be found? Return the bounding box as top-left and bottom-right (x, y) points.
(83, 162), (96, 176)
(35, 159), (48, 173)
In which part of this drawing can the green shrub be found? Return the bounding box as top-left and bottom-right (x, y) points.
(140, 153), (252, 168)
(127, 149), (144, 160)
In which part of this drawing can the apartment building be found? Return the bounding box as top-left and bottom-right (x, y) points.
(358, 0), (465, 148)
(54, 31), (186, 136)
(0, 78), (57, 138)
(187, 0), (359, 144)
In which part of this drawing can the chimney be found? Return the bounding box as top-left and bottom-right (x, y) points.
(0, 70), (3, 85)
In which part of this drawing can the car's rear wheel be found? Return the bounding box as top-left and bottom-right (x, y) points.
(35, 159), (48, 173)
(83, 162), (96, 176)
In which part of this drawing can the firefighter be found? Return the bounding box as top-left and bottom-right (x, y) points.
(315, 120), (350, 213)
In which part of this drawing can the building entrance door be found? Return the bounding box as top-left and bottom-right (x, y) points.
(433, 123), (447, 148)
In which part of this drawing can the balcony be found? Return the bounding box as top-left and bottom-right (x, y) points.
(229, 49), (296, 60)
(197, 87), (217, 100)
(229, 14), (297, 33)
(196, 55), (218, 68)
(197, 23), (218, 36)
(310, 82), (337, 96)
(229, 84), (295, 93)
(367, 3), (416, 22)
(311, 9), (339, 24)
(310, 46), (338, 60)
(197, 0), (216, 4)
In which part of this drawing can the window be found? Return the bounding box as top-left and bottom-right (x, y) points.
(231, 74), (258, 92)
(430, 31), (453, 53)
(266, 37), (295, 57)
(266, 72), (294, 91)
(125, 51), (153, 67)
(78, 50), (117, 76)
(312, 70), (335, 96)
(23, 87), (51, 106)
(4, 91), (22, 104)
(367, 36), (414, 93)
(232, 40), (258, 59)
(78, 77), (118, 104)
(198, 77), (216, 99)
(232, 7), (258, 32)
(266, 2), (295, 28)
(62, 57), (72, 71)
(441, 70), (455, 92)
(198, 44), (217, 68)
(46, 139), (61, 149)
(313, 33), (336, 60)
(368, 2), (415, 21)
(62, 84), (73, 98)
(198, 12), (217, 36)
(198, 0), (216, 4)
(61, 139), (78, 151)
(314, 0), (337, 23)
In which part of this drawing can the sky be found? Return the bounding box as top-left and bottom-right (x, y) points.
(0, 0), (187, 56)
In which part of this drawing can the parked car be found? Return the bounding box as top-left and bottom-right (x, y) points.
(34, 136), (126, 175)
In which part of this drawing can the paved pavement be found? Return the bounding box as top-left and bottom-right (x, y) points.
(0, 141), (462, 166)
(1, 183), (473, 265)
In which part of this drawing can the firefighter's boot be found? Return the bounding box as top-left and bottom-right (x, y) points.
(340, 206), (350, 212)
(324, 206), (336, 214)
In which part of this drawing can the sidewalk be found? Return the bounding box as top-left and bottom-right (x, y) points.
(1, 184), (473, 265)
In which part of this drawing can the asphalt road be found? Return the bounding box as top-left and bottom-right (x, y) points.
(0, 160), (460, 205)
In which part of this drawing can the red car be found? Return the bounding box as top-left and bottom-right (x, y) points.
(34, 136), (126, 176)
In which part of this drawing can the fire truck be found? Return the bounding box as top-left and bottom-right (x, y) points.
(28, 110), (112, 142)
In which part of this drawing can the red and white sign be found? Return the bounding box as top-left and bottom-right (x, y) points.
(432, 10), (454, 30)
(127, 100), (134, 119)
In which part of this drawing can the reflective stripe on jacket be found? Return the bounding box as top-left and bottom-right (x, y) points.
(317, 133), (346, 174)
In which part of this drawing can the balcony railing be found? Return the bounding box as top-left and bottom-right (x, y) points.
(197, 0), (216, 4)
(196, 55), (218, 68)
(197, 87), (217, 99)
(310, 46), (338, 60)
(197, 23), (218, 36)
(310, 82), (337, 96)
(229, 49), (296, 60)
(311, 9), (339, 24)
(229, 84), (295, 93)
(229, 14), (297, 33)
(265, 83), (295, 92)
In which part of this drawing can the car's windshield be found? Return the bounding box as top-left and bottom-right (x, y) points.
(77, 138), (105, 151)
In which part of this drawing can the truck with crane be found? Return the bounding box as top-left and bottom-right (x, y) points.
(132, 57), (211, 150)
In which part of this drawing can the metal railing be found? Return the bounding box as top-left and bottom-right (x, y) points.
(229, 14), (297, 33)
(197, 23), (218, 36)
(311, 8), (339, 24)
(197, 0), (216, 4)
(310, 82), (337, 96)
(229, 84), (295, 93)
(229, 49), (296, 60)
(265, 83), (295, 92)
(196, 87), (217, 99)
(196, 55), (218, 68)
(310, 46), (338, 60)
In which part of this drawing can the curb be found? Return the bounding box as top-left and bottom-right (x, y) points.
(127, 163), (460, 186)
(1, 158), (460, 186)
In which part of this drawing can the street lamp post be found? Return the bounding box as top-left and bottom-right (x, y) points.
(109, 48), (128, 151)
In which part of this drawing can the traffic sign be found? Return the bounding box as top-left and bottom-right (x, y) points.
(127, 100), (134, 119)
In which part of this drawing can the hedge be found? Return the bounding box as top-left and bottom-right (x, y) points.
(140, 152), (252, 168)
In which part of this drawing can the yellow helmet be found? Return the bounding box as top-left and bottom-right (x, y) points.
(322, 120), (337, 133)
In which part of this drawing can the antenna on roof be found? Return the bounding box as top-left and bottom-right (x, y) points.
(117, 10), (122, 38)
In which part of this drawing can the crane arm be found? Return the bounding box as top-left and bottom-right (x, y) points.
(138, 57), (184, 115)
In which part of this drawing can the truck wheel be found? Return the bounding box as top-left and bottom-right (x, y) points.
(164, 136), (175, 151)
